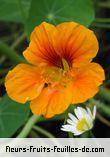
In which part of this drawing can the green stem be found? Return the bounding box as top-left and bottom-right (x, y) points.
(89, 98), (110, 117)
(94, 18), (110, 23)
(91, 23), (110, 29)
(96, 112), (110, 127)
(98, 87), (110, 102)
(29, 130), (39, 138)
(11, 33), (26, 49)
(0, 42), (26, 64)
(89, 131), (95, 138)
(64, 111), (69, 125)
(64, 106), (72, 124)
(0, 56), (6, 65)
(68, 132), (74, 138)
(17, 115), (40, 138)
(80, 131), (90, 138)
(33, 126), (55, 138)
(98, 2), (110, 8)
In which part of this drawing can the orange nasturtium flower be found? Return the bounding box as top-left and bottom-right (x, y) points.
(5, 22), (105, 118)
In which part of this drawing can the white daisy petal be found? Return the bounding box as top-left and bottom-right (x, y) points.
(79, 107), (88, 117)
(61, 125), (72, 132)
(85, 115), (93, 129)
(68, 113), (78, 123)
(93, 106), (96, 119)
(85, 113), (93, 125)
(87, 107), (92, 117)
(62, 124), (82, 136)
(74, 108), (83, 120)
(74, 131), (83, 136)
(61, 105), (96, 136)
(61, 127), (82, 136)
(74, 107), (88, 120)
(67, 119), (77, 126)
(61, 127), (69, 132)
(61, 125), (76, 132)
(71, 128), (83, 135)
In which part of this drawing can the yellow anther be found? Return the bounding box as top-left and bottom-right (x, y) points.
(62, 58), (70, 71)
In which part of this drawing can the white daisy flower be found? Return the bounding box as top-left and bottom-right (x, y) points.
(61, 106), (96, 136)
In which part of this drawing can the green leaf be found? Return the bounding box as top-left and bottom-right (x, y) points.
(26, 0), (95, 36)
(0, 95), (30, 137)
(0, 0), (31, 22)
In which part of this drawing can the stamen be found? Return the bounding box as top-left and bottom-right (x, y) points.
(62, 58), (70, 71)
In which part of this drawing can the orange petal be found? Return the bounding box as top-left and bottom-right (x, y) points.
(5, 64), (45, 103)
(56, 22), (99, 67)
(30, 83), (73, 118)
(23, 22), (62, 67)
(23, 21), (98, 68)
(71, 63), (105, 103)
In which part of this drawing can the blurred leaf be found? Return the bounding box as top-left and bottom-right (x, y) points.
(0, 95), (30, 137)
(98, 87), (110, 103)
(0, 0), (31, 22)
(26, 0), (95, 36)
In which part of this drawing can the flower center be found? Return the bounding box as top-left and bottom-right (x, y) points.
(76, 118), (90, 132)
(42, 58), (73, 88)
(46, 13), (54, 21)
(44, 61), (71, 87)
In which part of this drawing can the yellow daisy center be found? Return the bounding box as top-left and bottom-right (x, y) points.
(76, 118), (90, 132)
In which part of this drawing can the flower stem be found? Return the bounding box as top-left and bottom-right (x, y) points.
(89, 96), (110, 117)
(80, 131), (90, 138)
(94, 18), (110, 23)
(33, 126), (55, 138)
(98, 2), (110, 8)
(68, 132), (74, 138)
(11, 33), (26, 49)
(17, 115), (40, 138)
(91, 23), (110, 29)
(96, 112), (110, 127)
(98, 87), (110, 103)
(0, 42), (26, 64)
(89, 131), (95, 138)
(64, 106), (71, 124)
(0, 56), (6, 65)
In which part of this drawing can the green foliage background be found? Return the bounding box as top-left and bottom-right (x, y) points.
(0, 0), (110, 138)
